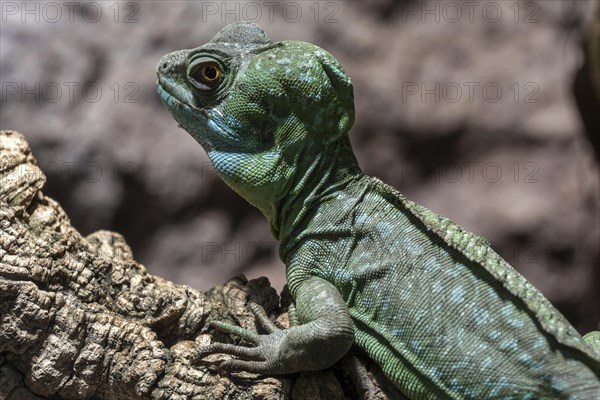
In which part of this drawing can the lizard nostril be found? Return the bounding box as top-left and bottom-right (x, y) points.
(160, 60), (172, 73)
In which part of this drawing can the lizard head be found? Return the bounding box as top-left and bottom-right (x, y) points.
(156, 22), (355, 227)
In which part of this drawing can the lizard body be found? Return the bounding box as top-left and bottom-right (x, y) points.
(156, 22), (600, 399)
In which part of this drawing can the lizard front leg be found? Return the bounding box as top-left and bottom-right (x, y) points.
(194, 276), (355, 374)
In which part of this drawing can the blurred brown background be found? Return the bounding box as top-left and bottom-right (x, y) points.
(1, 0), (598, 333)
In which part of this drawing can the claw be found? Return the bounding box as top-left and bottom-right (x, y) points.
(210, 320), (259, 343)
(248, 302), (280, 333)
(207, 342), (263, 360)
(220, 359), (270, 374)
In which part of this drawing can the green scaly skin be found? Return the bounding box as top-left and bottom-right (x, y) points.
(156, 22), (600, 399)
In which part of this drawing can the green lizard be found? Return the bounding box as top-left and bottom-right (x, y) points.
(156, 22), (600, 399)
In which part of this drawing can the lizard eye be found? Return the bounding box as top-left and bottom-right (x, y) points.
(191, 62), (221, 84)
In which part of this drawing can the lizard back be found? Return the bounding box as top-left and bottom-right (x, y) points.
(284, 175), (600, 399)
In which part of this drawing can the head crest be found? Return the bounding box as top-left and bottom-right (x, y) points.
(210, 22), (272, 51)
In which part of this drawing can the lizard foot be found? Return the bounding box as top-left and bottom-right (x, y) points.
(192, 277), (355, 375)
(193, 303), (289, 374)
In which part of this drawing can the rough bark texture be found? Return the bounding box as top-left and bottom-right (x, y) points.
(0, 130), (397, 400)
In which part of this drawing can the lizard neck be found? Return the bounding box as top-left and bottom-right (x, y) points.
(269, 135), (362, 253)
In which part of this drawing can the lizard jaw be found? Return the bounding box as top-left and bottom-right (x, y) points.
(156, 79), (203, 111)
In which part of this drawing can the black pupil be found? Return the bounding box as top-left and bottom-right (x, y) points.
(204, 65), (217, 80)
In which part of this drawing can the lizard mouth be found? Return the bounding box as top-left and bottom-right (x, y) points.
(156, 82), (180, 107)
(156, 79), (204, 111)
